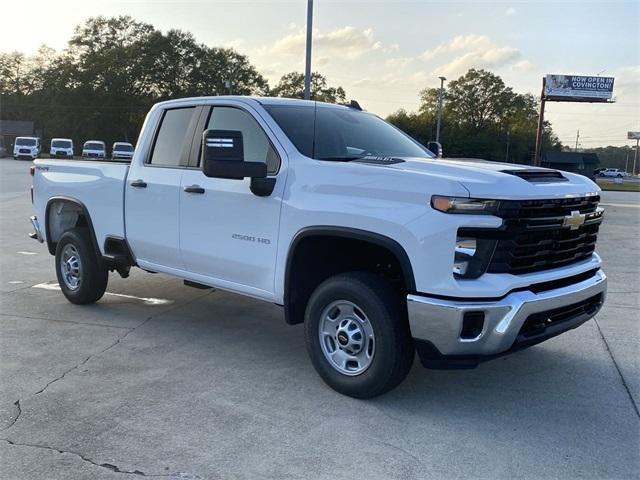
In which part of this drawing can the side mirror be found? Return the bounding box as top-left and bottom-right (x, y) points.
(427, 141), (443, 158)
(202, 129), (267, 180)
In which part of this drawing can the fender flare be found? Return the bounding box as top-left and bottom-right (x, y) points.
(283, 226), (417, 323)
(44, 196), (100, 256)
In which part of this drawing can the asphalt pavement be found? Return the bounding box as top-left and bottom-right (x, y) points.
(0, 157), (638, 479)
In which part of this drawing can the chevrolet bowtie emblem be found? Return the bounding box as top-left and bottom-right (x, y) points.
(563, 210), (586, 230)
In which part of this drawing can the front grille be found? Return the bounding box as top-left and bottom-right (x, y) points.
(463, 195), (603, 275)
(19, 148), (30, 154)
(518, 293), (603, 338)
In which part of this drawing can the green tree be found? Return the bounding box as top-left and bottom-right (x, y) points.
(0, 16), (269, 147)
(388, 68), (562, 164)
(271, 72), (346, 103)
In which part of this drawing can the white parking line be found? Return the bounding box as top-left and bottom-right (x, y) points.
(8, 281), (25, 284)
(17, 251), (37, 255)
(32, 282), (173, 306)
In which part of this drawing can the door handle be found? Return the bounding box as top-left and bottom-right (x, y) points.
(183, 185), (205, 194)
(130, 179), (147, 188)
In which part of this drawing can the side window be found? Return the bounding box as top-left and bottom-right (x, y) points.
(207, 107), (280, 174)
(148, 107), (196, 166)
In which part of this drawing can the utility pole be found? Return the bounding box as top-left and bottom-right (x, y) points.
(505, 130), (510, 162)
(574, 130), (580, 151)
(435, 76), (446, 144)
(534, 77), (546, 166)
(624, 151), (629, 174)
(303, 0), (314, 100)
(634, 138), (639, 176)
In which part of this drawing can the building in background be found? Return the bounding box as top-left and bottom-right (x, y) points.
(541, 151), (600, 180)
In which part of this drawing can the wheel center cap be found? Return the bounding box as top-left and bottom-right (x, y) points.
(337, 332), (349, 346)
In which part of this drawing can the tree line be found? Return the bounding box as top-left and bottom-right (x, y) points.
(0, 16), (346, 148)
(1, 16), (563, 164)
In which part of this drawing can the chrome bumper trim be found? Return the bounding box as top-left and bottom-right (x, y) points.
(29, 215), (44, 243)
(407, 269), (607, 356)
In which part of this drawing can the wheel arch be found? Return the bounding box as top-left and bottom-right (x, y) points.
(45, 196), (100, 257)
(283, 226), (416, 325)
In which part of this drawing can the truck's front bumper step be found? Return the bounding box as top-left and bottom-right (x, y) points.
(407, 269), (607, 369)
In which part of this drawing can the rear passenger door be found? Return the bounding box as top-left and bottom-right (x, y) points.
(126, 106), (200, 270)
(179, 103), (284, 297)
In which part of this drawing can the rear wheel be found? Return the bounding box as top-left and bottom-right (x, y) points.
(304, 272), (414, 398)
(55, 228), (108, 304)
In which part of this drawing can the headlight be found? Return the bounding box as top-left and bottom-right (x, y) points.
(432, 196), (500, 215)
(453, 234), (497, 279)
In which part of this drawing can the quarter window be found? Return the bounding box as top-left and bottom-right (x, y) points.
(149, 107), (196, 166)
(207, 107), (279, 173)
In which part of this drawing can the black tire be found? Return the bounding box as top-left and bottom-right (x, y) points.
(55, 228), (108, 304)
(304, 272), (414, 398)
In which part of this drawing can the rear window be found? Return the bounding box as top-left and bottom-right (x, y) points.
(84, 142), (104, 150)
(148, 107), (196, 167)
(16, 138), (36, 146)
(52, 140), (72, 148)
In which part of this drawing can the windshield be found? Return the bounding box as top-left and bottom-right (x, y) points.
(264, 104), (432, 160)
(114, 144), (133, 152)
(16, 138), (36, 146)
(84, 142), (104, 150)
(52, 140), (72, 148)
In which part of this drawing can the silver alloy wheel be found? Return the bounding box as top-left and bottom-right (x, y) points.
(318, 300), (375, 376)
(60, 244), (82, 290)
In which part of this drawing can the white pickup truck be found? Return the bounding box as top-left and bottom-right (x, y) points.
(29, 96), (607, 398)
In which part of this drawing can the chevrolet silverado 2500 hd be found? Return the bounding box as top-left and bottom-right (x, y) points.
(29, 97), (607, 398)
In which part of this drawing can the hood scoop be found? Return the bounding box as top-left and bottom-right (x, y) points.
(353, 156), (405, 165)
(502, 169), (568, 183)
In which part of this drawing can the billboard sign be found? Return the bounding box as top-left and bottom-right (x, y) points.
(545, 75), (614, 101)
(628, 131), (640, 140)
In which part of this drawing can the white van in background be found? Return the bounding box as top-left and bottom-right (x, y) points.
(13, 137), (41, 160)
(82, 140), (106, 159)
(111, 142), (134, 160)
(50, 138), (74, 159)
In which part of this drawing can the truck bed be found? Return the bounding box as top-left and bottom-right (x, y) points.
(32, 158), (130, 253)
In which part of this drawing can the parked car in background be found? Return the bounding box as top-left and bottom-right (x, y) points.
(13, 137), (41, 160)
(111, 142), (134, 160)
(82, 140), (106, 159)
(599, 168), (627, 178)
(50, 138), (74, 159)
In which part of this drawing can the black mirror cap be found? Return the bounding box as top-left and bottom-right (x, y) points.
(201, 129), (268, 180)
(204, 159), (267, 180)
(203, 129), (244, 163)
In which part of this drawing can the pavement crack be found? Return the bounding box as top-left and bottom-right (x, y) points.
(1, 438), (184, 477)
(33, 316), (149, 397)
(594, 316), (640, 419)
(1, 401), (21, 432)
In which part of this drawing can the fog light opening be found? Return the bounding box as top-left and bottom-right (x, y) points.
(461, 311), (485, 340)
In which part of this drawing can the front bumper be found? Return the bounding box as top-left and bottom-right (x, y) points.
(407, 269), (607, 369)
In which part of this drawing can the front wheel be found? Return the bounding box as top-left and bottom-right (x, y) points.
(304, 272), (414, 398)
(55, 228), (108, 304)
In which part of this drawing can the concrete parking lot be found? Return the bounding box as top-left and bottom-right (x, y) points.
(1, 158), (638, 479)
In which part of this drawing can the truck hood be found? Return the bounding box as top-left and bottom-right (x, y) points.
(378, 157), (599, 200)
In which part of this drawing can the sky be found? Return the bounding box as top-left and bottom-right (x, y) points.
(2, 0), (639, 148)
